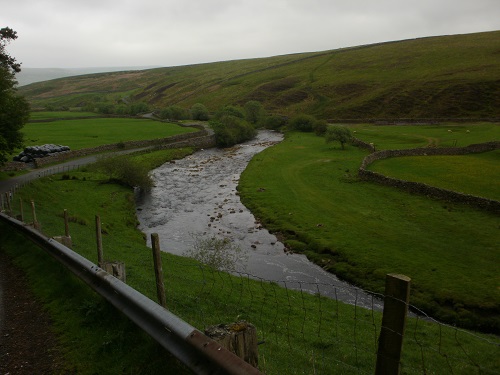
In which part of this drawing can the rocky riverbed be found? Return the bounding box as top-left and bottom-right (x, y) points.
(136, 130), (381, 309)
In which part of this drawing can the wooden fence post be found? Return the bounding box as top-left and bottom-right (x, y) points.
(30, 199), (40, 230)
(19, 198), (24, 222)
(151, 233), (167, 308)
(376, 273), (411, 375)
(205, 321), (259, 368)
(64, 209), (70, 237)
(5, 192), (11, 214)
(95, 215), (104, 268)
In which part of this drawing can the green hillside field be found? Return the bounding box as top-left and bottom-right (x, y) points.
(19, 31), (500, 120)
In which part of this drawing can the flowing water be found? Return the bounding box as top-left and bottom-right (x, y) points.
(136, 130), (381, 309)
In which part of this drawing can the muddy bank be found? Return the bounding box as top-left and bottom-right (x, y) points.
(136, 130), (380, 309)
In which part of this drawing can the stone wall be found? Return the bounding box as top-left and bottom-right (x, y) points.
(358, 141), (500, 213)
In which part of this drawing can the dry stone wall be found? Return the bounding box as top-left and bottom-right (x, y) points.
(358, 141), (500, 213)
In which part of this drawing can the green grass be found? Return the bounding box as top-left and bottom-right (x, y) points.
(2, 154), (499, 373)
(29, 111), (99, 120)
(20, 117), (196, 151)
(238, 131), (500, 332)
(19, 31), (500, 120)
(368, 150), (500, 200)
(350, 123), (500, 150)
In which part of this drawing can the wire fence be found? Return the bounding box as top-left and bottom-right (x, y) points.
(1, 191), (499, 375)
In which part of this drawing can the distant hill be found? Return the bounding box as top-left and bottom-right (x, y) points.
(19, 31), (500, 120)
(16, 66), (159, 86)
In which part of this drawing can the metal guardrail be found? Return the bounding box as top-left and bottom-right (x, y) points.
(0, 212), (263, 375)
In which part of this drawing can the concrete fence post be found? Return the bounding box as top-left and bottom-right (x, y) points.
(376, 273), (411, 375)
(151, 233), (167, 308)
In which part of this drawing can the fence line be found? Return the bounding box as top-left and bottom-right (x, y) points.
(1, 191), (499, 374)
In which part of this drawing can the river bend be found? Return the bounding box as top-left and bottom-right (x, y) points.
(136, 130), (380, 309)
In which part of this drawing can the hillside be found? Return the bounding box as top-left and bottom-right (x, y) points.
(19, 31), (500, 120)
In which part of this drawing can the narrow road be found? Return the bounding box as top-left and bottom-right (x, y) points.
(0, 146), (152, 195)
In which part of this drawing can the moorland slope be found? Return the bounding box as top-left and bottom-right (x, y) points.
(20, 31), (500, 120)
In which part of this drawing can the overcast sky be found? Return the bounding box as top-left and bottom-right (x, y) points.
(2, 0), (500, 69)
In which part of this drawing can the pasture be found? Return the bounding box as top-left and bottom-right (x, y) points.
(239, 123), (499, 331)
(20, 117), (196, 151)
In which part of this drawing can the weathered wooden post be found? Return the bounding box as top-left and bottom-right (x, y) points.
(53, 209), (73, 248)
(151, 233), (167, 308)
(5, 192), (11, 215)
(102, 261), (126, 282)
(376, 274), (411, 375)
(205, 321), (259, 368)
(95, 215), (104, 268)
(18, 198), (24, 222)
(64, 209), (70, 237)
(30, 199), (40, 230)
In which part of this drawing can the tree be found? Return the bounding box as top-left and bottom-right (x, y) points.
(244, 100), (265, 125)
(190, 103), (209, 121)
(325, 125), (353, 150)
(0, 27), (30, 164)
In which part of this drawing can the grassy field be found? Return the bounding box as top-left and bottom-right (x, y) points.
(1, 145), (499, 374)
(19, 117), (196, 151)
(19, 31), (500, 120)
(29, 111), (99, 120)
(238, 127), (500, 332)
(368, 150), (500, 200)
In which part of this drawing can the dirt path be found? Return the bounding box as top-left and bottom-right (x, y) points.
(0, 250), (68, 374)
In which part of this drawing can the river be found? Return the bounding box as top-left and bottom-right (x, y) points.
(135, 130), (381, 309)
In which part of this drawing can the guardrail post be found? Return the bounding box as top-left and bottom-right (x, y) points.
(151, 233), (167, 308)
(95, 215), (104, 267)
(376, 273), (411, 375)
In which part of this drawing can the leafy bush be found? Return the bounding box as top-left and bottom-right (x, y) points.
(93, 155), (153, 190)
(215, 105), (245, 119)
(210, 115), (256, 148)
(244, 100), (266, 125)
(159, 105), (190, 120)
(263, 115), (288, 130)
(184, 234), (247, 272)
(190, 103), (209, 121)
(288, 114), (317, 132)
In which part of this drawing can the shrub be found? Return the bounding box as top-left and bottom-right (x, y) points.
(263, 115), (288, 130)
(215, 105), (245, 119)
(289, 114), (317, 132)
(184, 234), (248, 272)
(210, 115), (256, 148)
(244, 100), (266, 125)
(190, 103), (209, 121)
(93, 155), (153, 190)
(159, 105), (190, 120)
